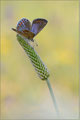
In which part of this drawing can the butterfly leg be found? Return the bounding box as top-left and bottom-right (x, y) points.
(31, 39), (34, 42)
(29, 39), (38, 48)
(34, 39), (38, 47)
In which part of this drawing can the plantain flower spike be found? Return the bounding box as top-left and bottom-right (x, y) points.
(17, 34), (50, 80)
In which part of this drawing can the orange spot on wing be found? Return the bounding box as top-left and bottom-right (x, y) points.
(18, 23), (20, 26)
(22, 19), (24, 23)
(19, 22), (22, 26)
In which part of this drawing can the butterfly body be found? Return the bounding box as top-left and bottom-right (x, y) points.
(12, 18), (48, 41)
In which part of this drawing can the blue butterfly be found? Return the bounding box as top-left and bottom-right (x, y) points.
(12, 18), (48, 42)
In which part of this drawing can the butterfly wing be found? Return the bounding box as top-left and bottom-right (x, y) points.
(12, 28), (35, 40)
(17, 18), (31, 31)
(31, 18), (48, 36)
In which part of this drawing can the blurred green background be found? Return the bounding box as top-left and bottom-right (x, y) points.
(1, 1), (79, 119)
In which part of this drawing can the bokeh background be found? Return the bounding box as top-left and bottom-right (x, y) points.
(1, 1), (79, 119)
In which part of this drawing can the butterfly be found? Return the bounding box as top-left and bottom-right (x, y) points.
(12, 18), (48, 42)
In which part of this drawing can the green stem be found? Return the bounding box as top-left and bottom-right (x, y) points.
(46, 79), (59, 116)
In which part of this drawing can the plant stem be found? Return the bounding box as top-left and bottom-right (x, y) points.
(46, 79), (59, 116)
